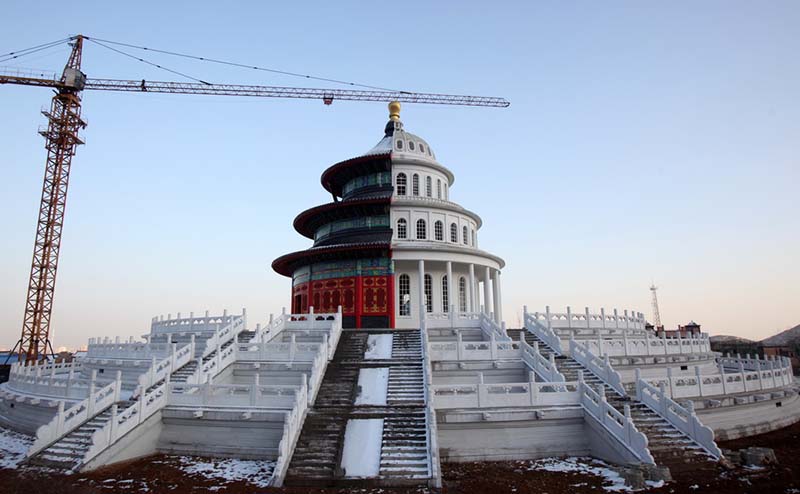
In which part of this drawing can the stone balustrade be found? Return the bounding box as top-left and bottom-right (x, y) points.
(5, 370), (105, 401)
(582, 333), (711, 358)
(425, 310), (481, 330)
(9, 360), (81, 380)
(526, 305), (647, 331)
(428, 333), (520, 361)
(150, 308), (247, 335)
(432, 379), (580, 409)
(86, 339), (176, 360)
(168, 381), (301, 409)
(637, 355), (794, 399)
(237, 338), (324, 363)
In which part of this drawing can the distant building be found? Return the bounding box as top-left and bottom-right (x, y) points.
(763, 345), (800, 373)
(653, 321), (702, 338)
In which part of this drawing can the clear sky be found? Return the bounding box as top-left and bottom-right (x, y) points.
(1, 1), (798, 350)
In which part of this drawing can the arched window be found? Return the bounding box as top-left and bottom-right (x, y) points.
(416, 219), (427, 240)
(459, 277), (467, 312)
(396, 139), (403, 150)
(409, 141), (415, 151)
(424, 274), (433, 313)
(450, 223), (458, 243)
(419, 143), (425, 153)
(425, 176), (432, 197)
(437, 179), (442, 199)
(442, 275), (449, 312)
(434, 220), (443, 241)
(399, 274), (411, 316)
(412, 174), (420, 196)
(463, 226), (469, 245)
(396, 218), (407, 239)
(396, 173), (407, 196)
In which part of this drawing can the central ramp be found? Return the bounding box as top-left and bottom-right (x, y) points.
(284, 328), (432, 487)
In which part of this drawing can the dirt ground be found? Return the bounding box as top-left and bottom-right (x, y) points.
(2, 420), (800, 494)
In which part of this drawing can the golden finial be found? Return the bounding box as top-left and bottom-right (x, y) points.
(388, 101), (401, 121)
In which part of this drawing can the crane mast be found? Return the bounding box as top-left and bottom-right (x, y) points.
(15, 36), (87, 362)
(1, 35), (508, 363)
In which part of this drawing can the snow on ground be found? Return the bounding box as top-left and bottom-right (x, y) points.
(340, 418), (384, 477)
(176, 456), (275, 488)
(0, 427), (33, 469)
(355, 367), (389, 406)
(525, 457), (630, 492)
(365, 334), (393, 359)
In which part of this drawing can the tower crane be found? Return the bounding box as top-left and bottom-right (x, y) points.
(1, 35), (510, 363)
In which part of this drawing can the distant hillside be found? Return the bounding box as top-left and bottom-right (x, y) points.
(709, 335), (756, 344)
(762, 324), (800, 346)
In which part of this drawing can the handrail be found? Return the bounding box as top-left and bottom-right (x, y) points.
(270, 377), (309, 487)
(579, 379), (654, 464)
(27, 372), (122, 457)
(520, 336), (565, 382)
(420, 321), (443, 488)
(136, 341), (195, 394)
(523, 307), (563, 355)
(479, 312), (511, 342)
(82, 379), (170, 468)
(635, 374), (722, 459)
(569, 338), (626, 397)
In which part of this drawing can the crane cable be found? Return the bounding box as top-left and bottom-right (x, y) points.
(84, 36), (399, 92)
(0, 37), (75, 64)
(87, 38), (212, 85)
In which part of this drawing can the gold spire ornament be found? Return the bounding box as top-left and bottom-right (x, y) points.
(388, 101), (401, 121)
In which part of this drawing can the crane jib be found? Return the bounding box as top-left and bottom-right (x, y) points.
(82, 79), (511, 107)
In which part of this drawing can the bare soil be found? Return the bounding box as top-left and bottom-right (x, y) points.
(2, 420), (800, 494)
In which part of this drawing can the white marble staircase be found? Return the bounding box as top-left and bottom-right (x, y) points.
(513, 328), (719, 475)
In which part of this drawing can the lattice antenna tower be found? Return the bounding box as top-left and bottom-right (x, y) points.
(650, 284), (662, 329)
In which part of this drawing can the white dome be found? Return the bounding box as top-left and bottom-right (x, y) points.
(364, 119), (436, 162)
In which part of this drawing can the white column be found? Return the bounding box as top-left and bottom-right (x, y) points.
(494, 270), (503, 324)
(483, 266), (493, 317)
(468, 263), (476, 312)
(418, 259), (426, 327)
(446, 261), (453, 313)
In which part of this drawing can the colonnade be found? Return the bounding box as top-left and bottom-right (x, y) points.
(408, 259), (503, 324)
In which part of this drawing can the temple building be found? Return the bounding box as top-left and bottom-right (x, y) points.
(273, 102), (505, 329)
(1, 102), (798, 490)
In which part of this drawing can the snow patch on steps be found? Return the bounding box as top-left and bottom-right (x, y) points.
(365, 334), (393, 359)
(0, 427), (33, 469)
(355, 368), (389, 406)
(341, 419), (384, 477)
